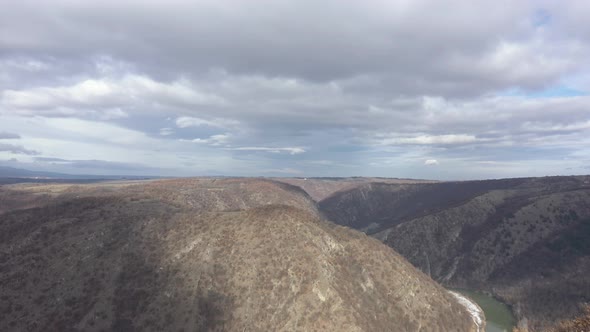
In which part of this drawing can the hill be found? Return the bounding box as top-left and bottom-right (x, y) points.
(0, 178), (476, 331)
(318, 176), (590, 331)
(275, 177), (437, 202)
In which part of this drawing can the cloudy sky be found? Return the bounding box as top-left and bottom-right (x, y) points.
(1, 0), (590, 179)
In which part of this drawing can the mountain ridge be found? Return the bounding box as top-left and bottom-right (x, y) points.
(316, 175), (590, 330)
(0, 178), (477, 331)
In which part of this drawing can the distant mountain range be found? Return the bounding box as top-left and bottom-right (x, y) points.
(0, 166), (160, 182)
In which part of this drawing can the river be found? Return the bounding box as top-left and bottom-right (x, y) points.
(456, 289), (516, 332)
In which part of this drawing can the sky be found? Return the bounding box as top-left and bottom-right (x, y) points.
(1, 0), (590, 180)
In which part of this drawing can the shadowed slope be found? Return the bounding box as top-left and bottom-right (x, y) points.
(319, 176), (590, 330)
(275, 177), (436, 202)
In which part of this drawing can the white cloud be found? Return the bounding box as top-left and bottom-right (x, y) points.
(231, 147), (306, 155)
(1, 75), (226, 115)
(521, 120), (590, 133)
(378, 134), (479, 146)
(175, 116), (238, 129)
(99, 108), (129, 120)
(0, 115), (246, 175)
(424, 159), (439, 166)
(175, 117), (215, 128)
(263, 167), (304, 174)
(183, 134), (230, 146)
(159, 128), (174, 136)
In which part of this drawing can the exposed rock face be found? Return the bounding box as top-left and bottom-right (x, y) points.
(0, 178), (475, 331)
(448, 291), (485, 332)
(318, 175), (590, 330)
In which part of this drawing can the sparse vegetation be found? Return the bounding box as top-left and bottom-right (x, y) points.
(319, 175), (590, 331)
(0, 178), (476, 331)
(550, 304), (590, 332)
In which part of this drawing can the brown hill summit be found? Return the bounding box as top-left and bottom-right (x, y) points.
(0, 178), (476, 331)
(318, 175), (590, 331)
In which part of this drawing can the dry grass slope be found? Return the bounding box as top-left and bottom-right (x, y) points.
(0, 178), (476, 331)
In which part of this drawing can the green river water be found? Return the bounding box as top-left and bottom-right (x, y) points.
(456, 289), (516, 332)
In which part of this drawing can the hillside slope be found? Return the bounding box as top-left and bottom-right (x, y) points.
(0, 178), (476, 331)
(275, 177), (436, 202)
(319, 176), (590, 331)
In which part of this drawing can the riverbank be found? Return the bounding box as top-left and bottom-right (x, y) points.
(449, 291), (486, 332)
(454, 289), (516, 332)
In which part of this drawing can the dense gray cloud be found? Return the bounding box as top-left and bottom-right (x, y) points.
(2, 0), (588, 93)
(1, 0), (590, 179)
(0, 143), (39, 155)
(0, 132), (20, 139)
